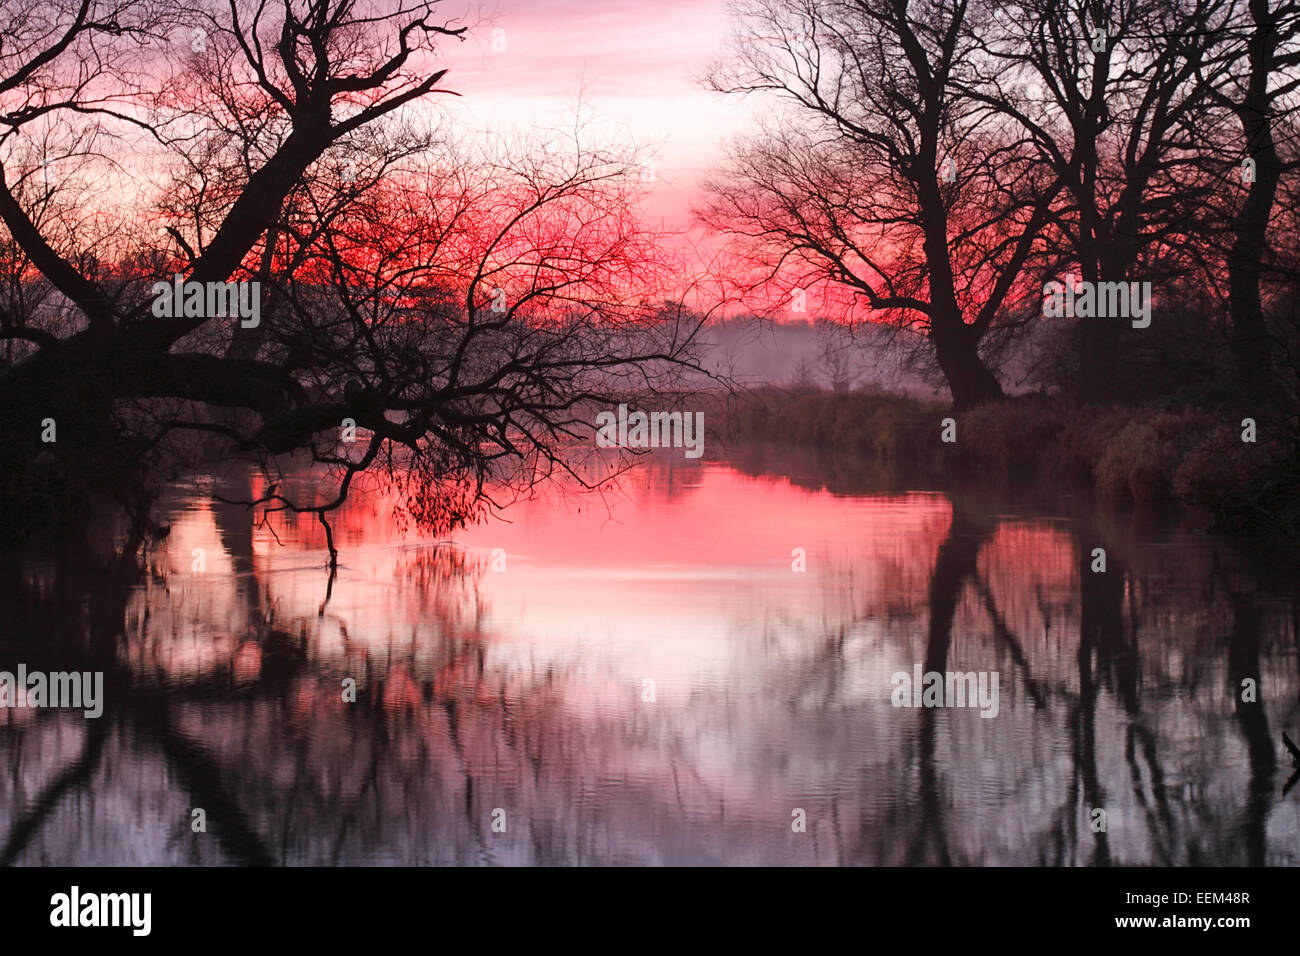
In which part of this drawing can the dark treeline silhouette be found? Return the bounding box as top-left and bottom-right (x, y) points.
(701, 0), (1300, 409)
(0, 0), (709, 551)
(1, 0), (1298, 547)
(2, 0), (1298, 874)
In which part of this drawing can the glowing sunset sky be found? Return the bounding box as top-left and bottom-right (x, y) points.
(437, 0), (758, 226)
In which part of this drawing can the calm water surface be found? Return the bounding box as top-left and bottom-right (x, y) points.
(2, 447), (1298, 865)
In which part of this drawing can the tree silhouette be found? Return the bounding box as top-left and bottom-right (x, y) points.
(0, 0), (707, 550)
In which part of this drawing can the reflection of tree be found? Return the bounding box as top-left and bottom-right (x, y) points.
(0, 717), (107, 866)
(0, 521), (281, 864)
(1, 504), (483, 863)
(2, 470), (1297, 865)
(1071, 533), (1118, 865)
(973, 579), (1047, 708)
(903, 504), (994, 864)
(1226, 586), (1276, 866)
(742, 476), (1300, 866)
(210, 469), (262, 617)
(2, 493), (734, 864)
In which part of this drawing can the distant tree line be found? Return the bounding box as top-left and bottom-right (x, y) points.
(701, 0), (1300, 409)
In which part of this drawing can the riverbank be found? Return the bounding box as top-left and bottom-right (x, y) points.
(719, 387), (1297, 536)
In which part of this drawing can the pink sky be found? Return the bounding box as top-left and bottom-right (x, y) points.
(436, 0), (758, 227)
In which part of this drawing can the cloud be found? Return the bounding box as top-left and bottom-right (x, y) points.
(443, 0), (731, 99)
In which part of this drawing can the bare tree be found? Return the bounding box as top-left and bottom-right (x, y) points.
(788, 352), (818, 389)
(1216, 0), (1300, 392)
(701, 0), (1068, 409)
(988, 0), (1244, 397)
(815, 318), (859, 391)
(0, 0), (707, 550)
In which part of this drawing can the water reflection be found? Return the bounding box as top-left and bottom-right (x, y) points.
(1, 450), (1298, 865)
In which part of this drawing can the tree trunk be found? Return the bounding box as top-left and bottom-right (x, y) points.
(930, 307), (1005, 410)
(1077, 312), (1123, 401)
(1228, 0), (1283, 394)
(917, 174), (1006, 411)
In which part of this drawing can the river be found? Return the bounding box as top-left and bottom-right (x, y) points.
(1, 445), (1297, 865)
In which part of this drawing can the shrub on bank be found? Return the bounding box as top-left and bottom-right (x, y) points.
(725, 387), (947, 464)
(723, 387), (1293, 530)
(1091, 411), (1200, 504)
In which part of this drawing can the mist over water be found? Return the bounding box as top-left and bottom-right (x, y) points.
(1, 449), (1297, 866)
